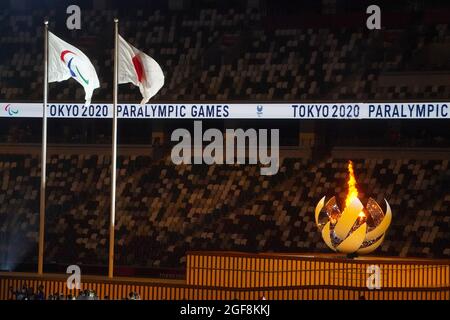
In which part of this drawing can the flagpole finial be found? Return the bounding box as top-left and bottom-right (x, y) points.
(114, 18), (119, 23)
(44, 20), (48, 25)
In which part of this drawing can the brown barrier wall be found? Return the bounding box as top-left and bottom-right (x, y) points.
(1, 252), (449, 300)
(0, 274), (449, 300)
(186, 252), (450, 289)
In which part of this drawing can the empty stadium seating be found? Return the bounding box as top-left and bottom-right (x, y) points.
(1, 1), (449, 276)
(1, 7), (450, 102)
(1, 149), (449, 271)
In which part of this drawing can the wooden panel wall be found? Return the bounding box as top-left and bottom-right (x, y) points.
(1, 253), (449, 300)
(186, 253), (450, 289)
(1, 276), (449, 300)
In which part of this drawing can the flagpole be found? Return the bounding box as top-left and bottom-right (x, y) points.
(38, 20), (49, 275)
(108, 18), (119, 278)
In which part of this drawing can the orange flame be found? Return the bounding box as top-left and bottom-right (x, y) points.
(345, 160), (359, 209)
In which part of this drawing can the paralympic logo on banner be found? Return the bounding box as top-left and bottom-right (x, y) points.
(60, 50), (90, 85)
(3, 104), (19, 116)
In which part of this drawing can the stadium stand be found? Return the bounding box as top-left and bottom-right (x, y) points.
(1, 148), (449, 273)
(0, 0), (449, 282)
(1, 5), (450, 102)
(0, 3), (449, 305)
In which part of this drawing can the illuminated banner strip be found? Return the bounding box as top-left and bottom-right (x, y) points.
(1, 102), (449, 119)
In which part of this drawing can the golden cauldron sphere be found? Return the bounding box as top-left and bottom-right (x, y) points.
(314, 196), (392, 254)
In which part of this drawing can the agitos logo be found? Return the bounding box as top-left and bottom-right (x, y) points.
(60, 50), (89, 85)
(4, 104), (19, 116)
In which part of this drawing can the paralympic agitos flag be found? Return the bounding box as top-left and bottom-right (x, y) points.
(118, 35), (164, 104)
(48, 32), (100, 105)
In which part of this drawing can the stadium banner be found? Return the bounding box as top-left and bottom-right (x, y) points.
(1, 102), (449, 119)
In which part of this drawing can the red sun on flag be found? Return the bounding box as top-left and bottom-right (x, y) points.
(132, 55), (145, 83)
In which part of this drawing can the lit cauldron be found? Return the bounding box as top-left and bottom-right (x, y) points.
(314, 161), (392, 255)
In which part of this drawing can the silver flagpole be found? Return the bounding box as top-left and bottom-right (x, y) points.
(38, 20), (49, 275)
(108, 18), (119, 278)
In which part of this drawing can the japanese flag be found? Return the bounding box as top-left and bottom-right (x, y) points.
(118, 35), (164, 104)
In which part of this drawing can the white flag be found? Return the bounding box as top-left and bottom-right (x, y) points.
(118, 35), (164, 104)
(48, 31), (100, 105)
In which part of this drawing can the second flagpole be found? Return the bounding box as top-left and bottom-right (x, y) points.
(109, 18), (119, 278)
(38, 20), (49, 276)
